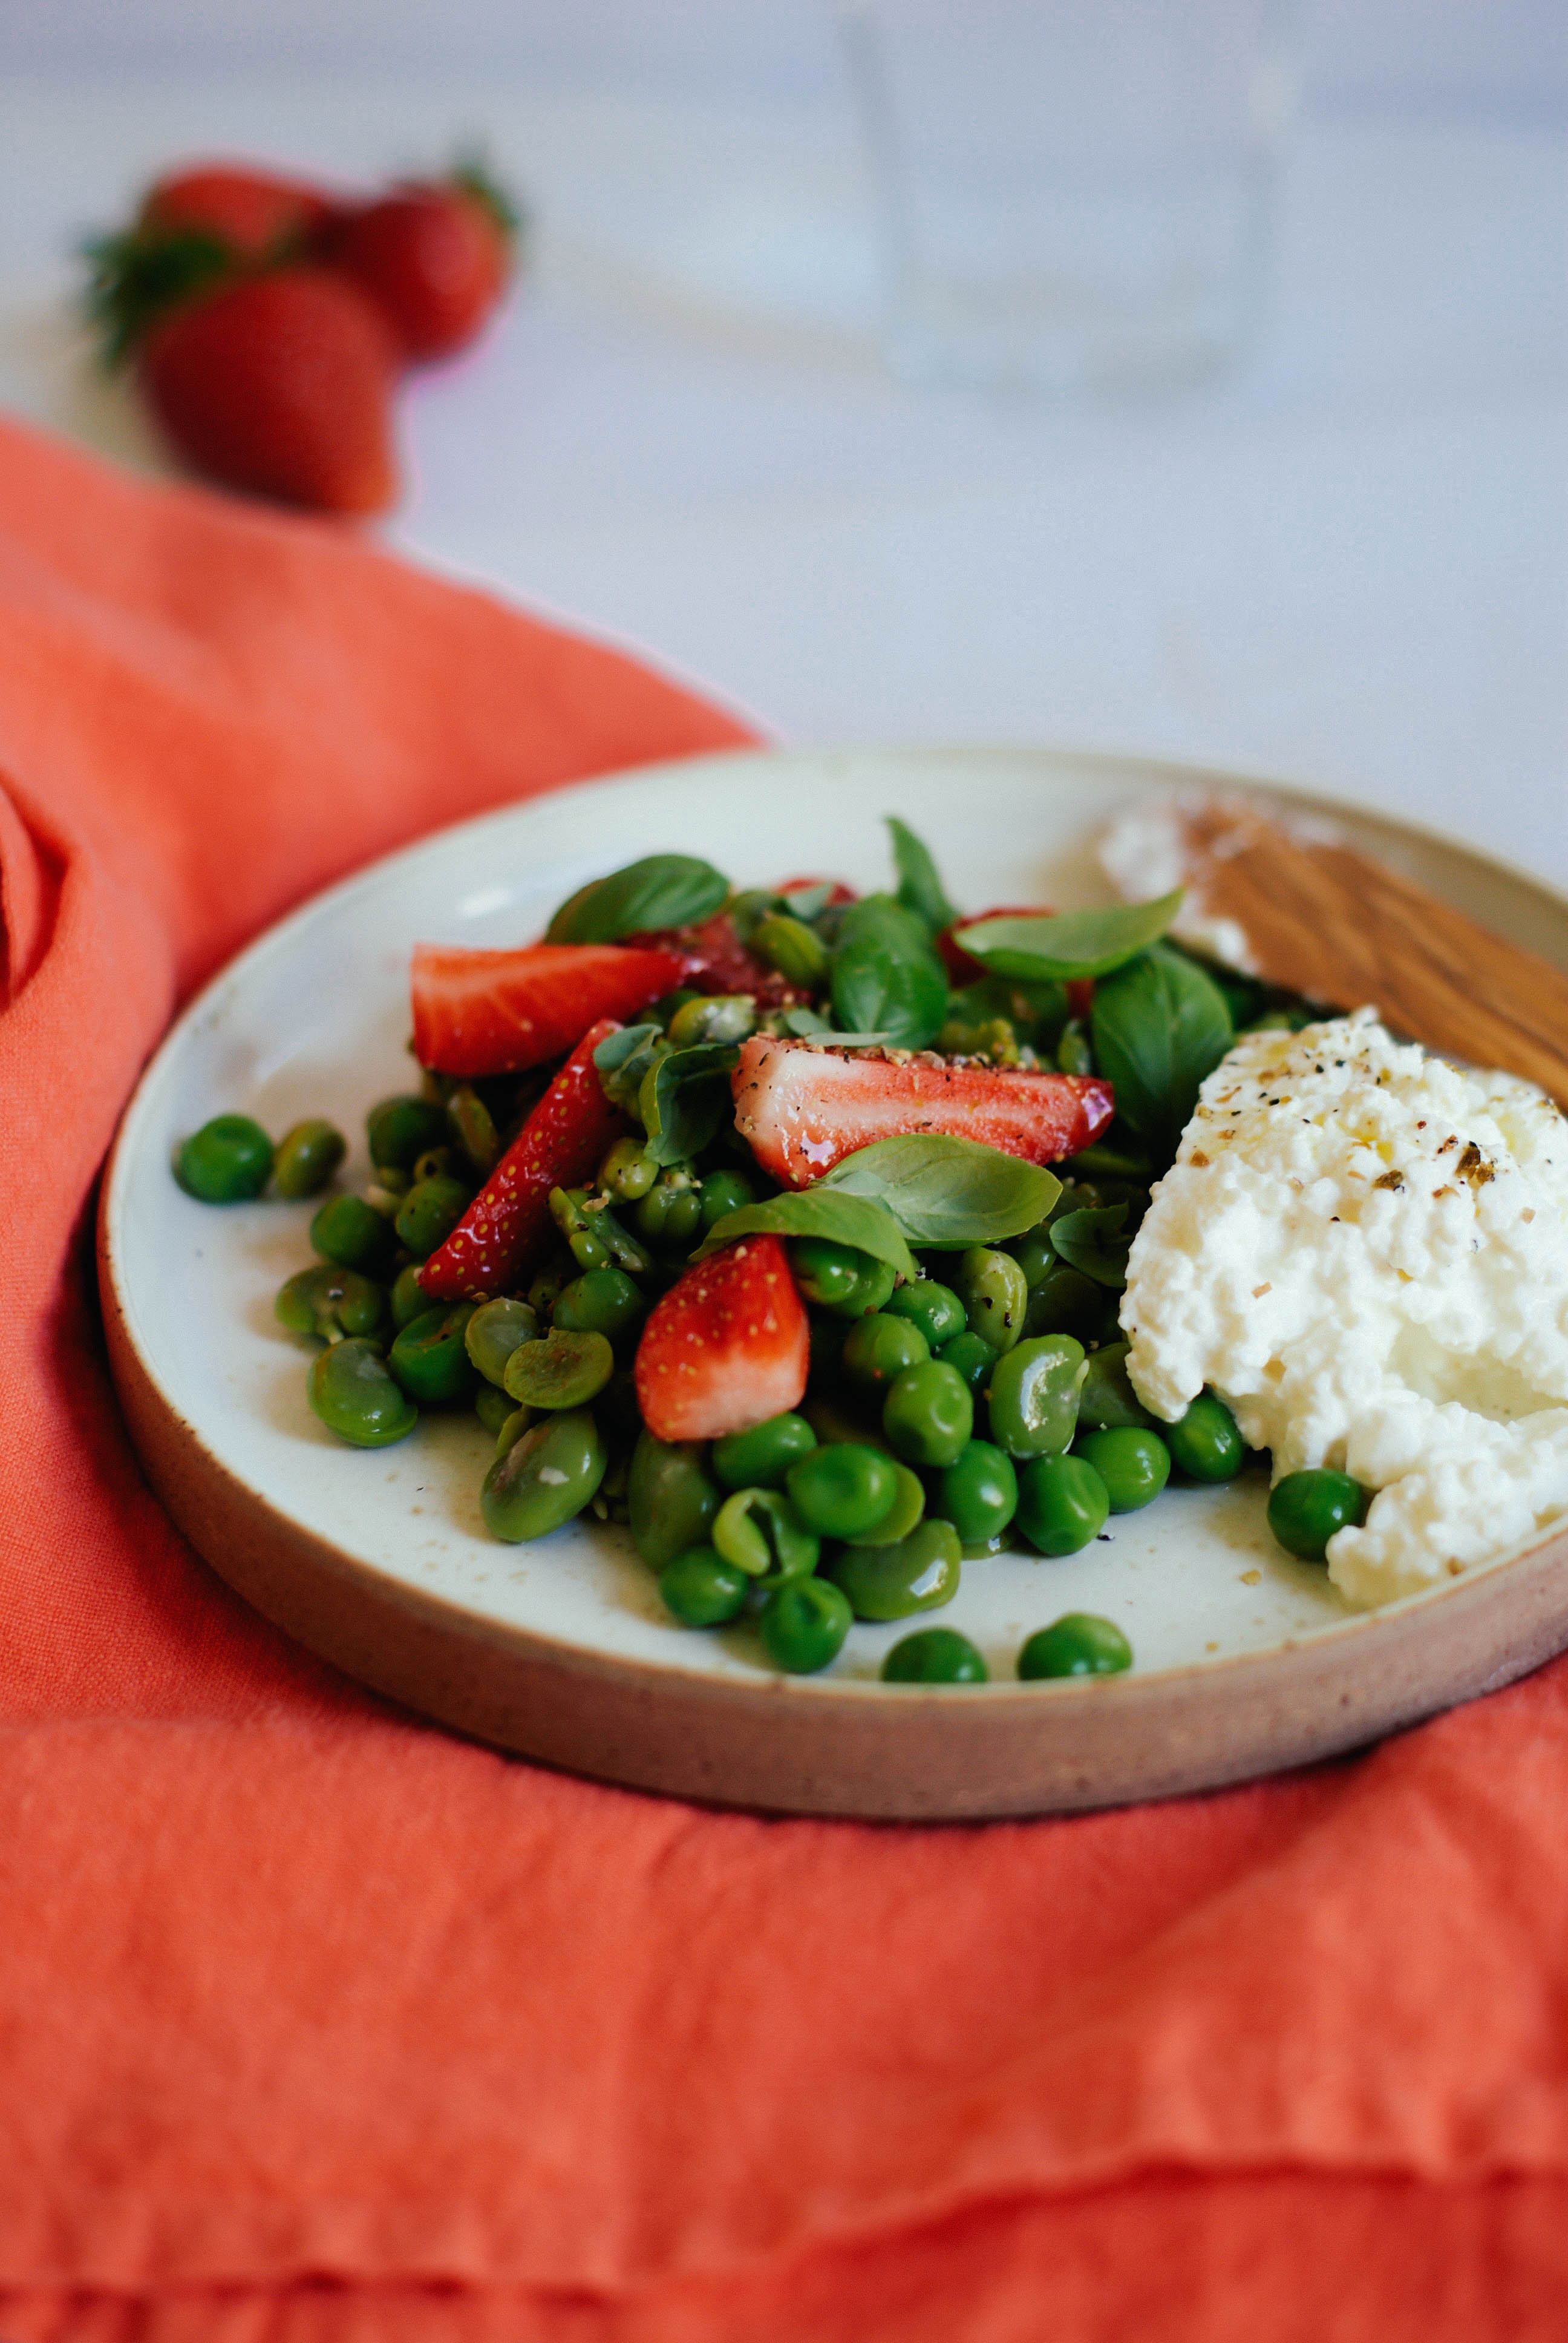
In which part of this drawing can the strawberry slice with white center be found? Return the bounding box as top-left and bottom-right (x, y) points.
(417, 1019), (627, 1301)
(731, 1037), (1114, 1190)
(411, 942), (682, 1078)
(635, 1234), (809, 1443)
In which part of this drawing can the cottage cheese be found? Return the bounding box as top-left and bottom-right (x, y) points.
(1120, 1012), (1568, 1607)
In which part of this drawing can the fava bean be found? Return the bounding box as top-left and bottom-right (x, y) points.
(465, 1296), (540, 1386)
(447, 1085), (500, 1176)
(667, 992), (757, 1047)
(712, 1412), (817, 1492)
(553, 1267), (645, 1343)
(752, 913), (829, 989)
(634, 1173), (703, 1253)
(713, 1487), (820, 1578)
(987, 1335), (1088, 1459)
(389, 1303), (478, 1405)
(1076, 1341), (1154, 1430)
(481, 1407), (606, 1541)
(882, 1359), (973, 1469)
(843, 1460), (926, 1547)
(598, 1136), (658, 1201)
(272, 1118), (345, 1198)
(307, 1337), (417, 1447)
(527, 1257), (573, 1316)
(275, 1263), (387, 1345)
(177, 1114), (273, 1203)
(310, 1192), (397, 1277)
(628, 1432), (722, 1570)
(1015, 1453), (1110, 1555)
(953, 1247), (1029, 1354)
(830, 1519), (961, 1620)
(394, 1175), (469, 1262)
(367, 1093), (448, 1172)
(390, 1262), (432, 1331)
(474, 1381), (517, 1437)
(881, 1627), (988, 1684)
(1018, 1613), (1132, 1679)
(503, 1328), (613, 1411)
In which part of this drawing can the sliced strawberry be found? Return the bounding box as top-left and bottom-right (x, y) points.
(411, 941), (682, 1078)
(635, 1234), (809, 1443)
(731, 1037), (1114, 1190)
(417, 1020), (627, 1301)
(939, 908), (1094, 1020)
(626, 912), (808, 1008)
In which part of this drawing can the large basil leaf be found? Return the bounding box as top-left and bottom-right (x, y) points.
(1091, 943), (1232, 1162)
(1049, 1202), (1130, 1289)
(887, 816), (957, 933)
(820, 1135), (1059, 1249)
(829, 894), (948, 1050)
(546, 854), (730, 944)
(703, 1191), (917, 1282)
(643, 1040), (740, 1167)
(955, 890), (1183, 980)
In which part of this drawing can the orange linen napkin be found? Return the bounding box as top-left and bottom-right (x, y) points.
(2, 413), (1566, 2343)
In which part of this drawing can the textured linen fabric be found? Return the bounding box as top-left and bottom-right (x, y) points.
(1, 413), (1566, 2341)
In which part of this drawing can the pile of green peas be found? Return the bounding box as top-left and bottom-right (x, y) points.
(175, 1032), (1374, 1683)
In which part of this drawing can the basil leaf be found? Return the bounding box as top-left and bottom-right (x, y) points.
(829, 894), (948, 1051)
(644, 1040), (740, 1167)
(780, 880), (834, 923)
(820, 1135), (1060, 1249)
(1049, 1202), (1130, 1289)
(955, 890), (1184, 980)
(887, 816), (957, 933)
(593, 1022), (665, 1113)
(1090, 943), (1233, 1163)
(702, 1191), (917, 1282)
(546, 854), (730, 944)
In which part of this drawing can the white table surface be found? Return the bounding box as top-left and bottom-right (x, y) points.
(1, 68), (1563, 886)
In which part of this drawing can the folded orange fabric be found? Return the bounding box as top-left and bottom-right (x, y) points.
(2, 413), (1566, 2342)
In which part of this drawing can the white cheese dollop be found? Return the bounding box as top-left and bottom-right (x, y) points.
(1120, 1011), (1568, 1608)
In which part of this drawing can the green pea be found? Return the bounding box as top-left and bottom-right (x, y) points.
(1167, 1391), (1246, 1483)
(394, 1175), (469, 1262)
(752, 912), (829, 989)
(474, 1381), (518, 1437)
(1267, 1467), (1370, 1562)
(935, 1440), (1018, 1544)
(390, 1262), (432, 1331)
(843, 1311), (930, 1395)
(1018, 1613), (1132, 1679)
(843, 1460), (926, 1547)
(713, 1486), (820, 1579)
(699, 1168), (756, 1230)
(552, 1267), (645, 1343)
(882, 1359), (973, 1469)
(275, 1264), (387, 1345)
(598, 1136), (658, 1201)
(712, 1412), (817, 1492)
(388, 1303), (478, 1404)
(758, 1576), (852, 1674)
(1015, 1453), (1110, 1555)
(528, 1257), (574, 1316)
(1007, 1226), (1059, 1290)
(791, 1238), (895, 1319)
(176, 1113), (273, 1203)
(841, 1255), (898, 1319)
(786, 1442), (900, 1539)
(550, 1184), (612, 1271)
(367, 1093), (448, 1172)
(1023, 1263), (1103, 1340)
(1056, 1020), (1094, 1076)
(667, 992), (757, 1047)
(884, 1279), (965, 1350)
(882, 1627), (988, 1684)
(412, 1145), (460, 1187)
(271, 1118), (345, 1199)
(481, 1407), (606, 1541)
(628, 1432), (722, 1570)
(1077, 1341), (1154, 1431)
(446, 1085), (500, 1176)
(829, 1519), (961, 1621)
(502, 1327), (613, 1410)
(1076, 1426), (1170, 1513)
(465, 1296), (540, 1386)
(987, 1334), (1088, 1460)
(310, 1191), (397, 1277)
(953, 1247), (1030, 1354)
(634, 1174), (704, 1253)
(307, 1337), (417, 1447)
(937, 1331), (999, 1398)
(728, 887), (782, 945)
(659, 1547), (750, 1627)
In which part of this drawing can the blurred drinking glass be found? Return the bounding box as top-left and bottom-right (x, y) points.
(841, 0), (1296, 392)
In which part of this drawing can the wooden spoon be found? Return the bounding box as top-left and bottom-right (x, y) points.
(1102, 796), (1568, 1110)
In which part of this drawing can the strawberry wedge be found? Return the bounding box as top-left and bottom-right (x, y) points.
(417, 1020), (627, 1300)
(411, 942), (682, 1078)
(731, 1037), (1114, 1190)
(635, 1235), (809, 1442)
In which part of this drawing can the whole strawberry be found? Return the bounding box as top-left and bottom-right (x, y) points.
(140, 268), (399, 514)
(327, 165), (518, 361)
(140, 162), (339, 263)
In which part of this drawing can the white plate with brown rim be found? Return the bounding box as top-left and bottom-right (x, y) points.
(97, 744), (1568, 1820)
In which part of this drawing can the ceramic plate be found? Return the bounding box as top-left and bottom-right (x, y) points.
(99, 746), (1568, 1818)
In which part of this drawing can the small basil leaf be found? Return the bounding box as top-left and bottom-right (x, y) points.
(1090, 943), (1233, 1164)
(593, 1023), (665, 1114)
(1049, 1202), (1130, 1289)
(780, 880), (834, 923)
(546, 854), (731, 944)
(955, 890), (1184, 980)
(702, 1191), (917, 1283)
(820, 1134), (1060, 1249)
(829, 894), (948, 1051)
(887, 816), (957, 932)
(644, 1040), (741, 1167)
